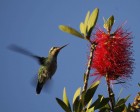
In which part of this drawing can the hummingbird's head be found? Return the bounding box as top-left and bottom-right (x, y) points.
(49, 44), (68, 56)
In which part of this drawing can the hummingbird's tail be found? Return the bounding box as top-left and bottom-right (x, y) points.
(36, 81), (44, 94)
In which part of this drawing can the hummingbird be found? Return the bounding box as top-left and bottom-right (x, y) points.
(8, 44), (68, 94)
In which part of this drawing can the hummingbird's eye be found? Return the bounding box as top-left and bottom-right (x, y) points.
(49, 47), (56, 53)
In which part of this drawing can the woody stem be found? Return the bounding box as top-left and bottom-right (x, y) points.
(82, 42), (96, 92)
(106, 74), (115, 112)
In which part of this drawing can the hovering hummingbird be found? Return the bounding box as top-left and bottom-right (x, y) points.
(8, 44), (68, 94)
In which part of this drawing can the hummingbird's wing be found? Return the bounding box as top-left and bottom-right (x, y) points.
(8, 44), (45, 65)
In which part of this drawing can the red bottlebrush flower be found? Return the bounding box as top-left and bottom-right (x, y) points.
(90, 26), (134, 81)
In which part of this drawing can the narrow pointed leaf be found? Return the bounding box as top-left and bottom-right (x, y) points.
(77, 101), (83, 112)
(117, 88), (123, 102)
(99, 102), (110, 112)
(115, 95), (130, 111)
(84, 11), (90, 25)
(103, 15), (114, 32)
(138, 83), (140, 87)
(59, 25), (85, 39)
(116, 99), (125, 107)
(89, 95), (102, 109)
(99, 107), (110, 112)
(89, 95), (109, 110)
(81, 90), (86, 107)
(87, 99), (92, 109)
(73, 87), (81, 104)
(73, 95), (83, 112)
(87, 8), (99, 37)
(73, 88), (82, 112)
(63, 88), (71, 111)
(103, 17), (107, 23)
(80, 22), (86, 37)
(86, 107), (94, 112)
(87, 8), (99, 31)
(84, 81), (100, 106)
(108, 15), (114, 27)
(73, 96), (80, 112)
(114, 104), (125, 112)
(56, 98), (71, 112)
(84, 11), (90, 35)
(125, 95), (130, 102)
(96, 98), (110, 109)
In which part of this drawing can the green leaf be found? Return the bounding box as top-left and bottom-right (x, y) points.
(117, 88), (123, 102)
(73, 96), (79, 111)
(115, 95), (130, 109)
(89, 95), (109, 110)
(63, 87), (71, 111)
(125, 95), (130, 102)
(80, 11), (90, 37)
(77, 101), (83, 112)
(109, 16), (114, 27)
(59, 25), (85, 39)
(86, 107), (94, 112)
(114, 104), (126, 112)
(116, 99), (126, 107)
(99, 102), (110, 112)
(73, 87), (81, 104)
(84, 11), (90, 35)
(63, 87), (68, 105)
(84, 81), (100, 106)
(73, 87), (82, 112)
(87, 8), (99, 31)
(80, 22), (86, 37)
(89, 95), (102, 109)
(73, 96), (83, 112)
(103, 17), (107, 23)
(56, 98), (71, 112)
(81, 90), (86, 106)
(87, 99), (92, 109)
(84, 11), (90, 26)
(99, 107), (110, 112)
(96, 97), (110, 109)
(138, 83), (140, 87)
(87, 8), (99, 37)
(103, 15), (114, 32)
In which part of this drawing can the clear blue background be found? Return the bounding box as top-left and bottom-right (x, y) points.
(0, 0), (139, 112)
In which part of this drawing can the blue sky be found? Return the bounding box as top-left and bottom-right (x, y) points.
(0, 0), (140, 112)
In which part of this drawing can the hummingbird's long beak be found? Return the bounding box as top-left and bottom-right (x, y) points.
(59, 44), (69, 50)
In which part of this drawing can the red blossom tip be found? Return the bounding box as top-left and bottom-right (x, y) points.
(90, 26), (134, 82)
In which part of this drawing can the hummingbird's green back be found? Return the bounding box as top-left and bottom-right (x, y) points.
(38, 57), (57, 83)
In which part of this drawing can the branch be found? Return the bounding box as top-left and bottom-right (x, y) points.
(106, 74), (115, 112)
(82, 42), (97, 92)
